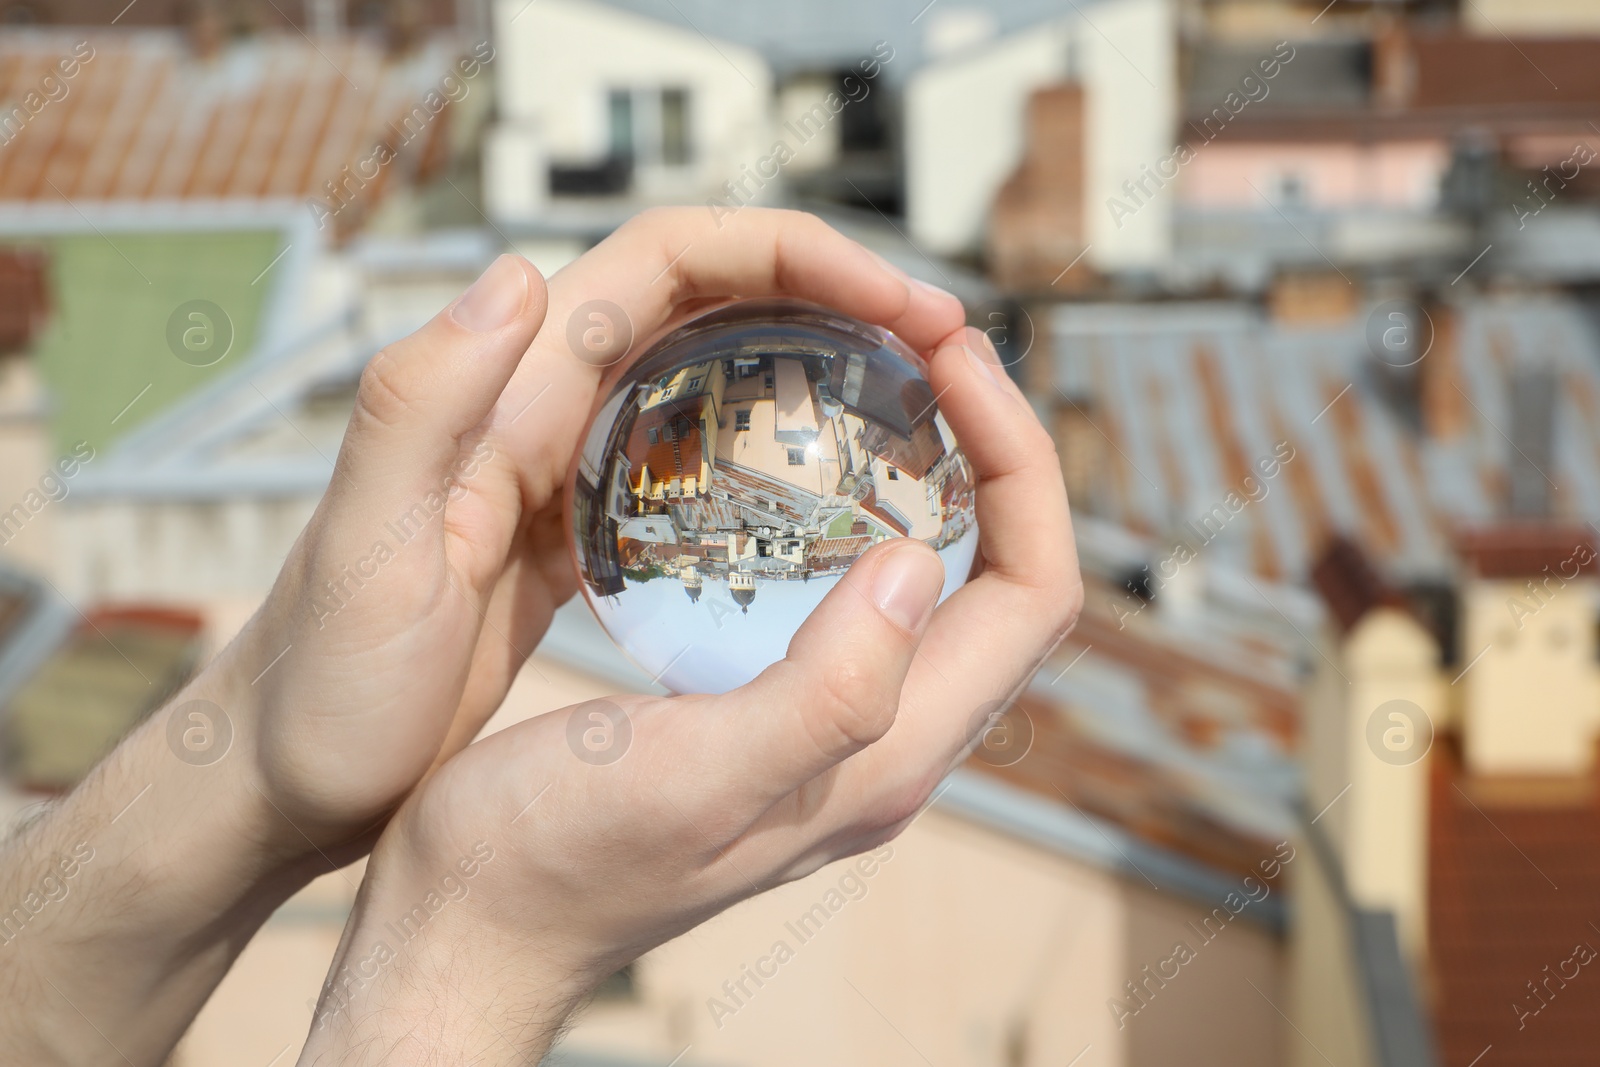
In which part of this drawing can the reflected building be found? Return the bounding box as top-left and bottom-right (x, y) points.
(567, 299), (978, 691)
(571, 301), (976, 604)
(728, 572), (757, 614)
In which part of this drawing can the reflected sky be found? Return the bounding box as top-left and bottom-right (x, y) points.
(589, 528), (980, 693)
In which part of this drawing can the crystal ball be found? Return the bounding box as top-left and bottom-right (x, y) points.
(565, 298), (979, 695)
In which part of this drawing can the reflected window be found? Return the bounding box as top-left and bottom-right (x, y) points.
(886, 466), (899, 480)
(735, 409), (752, 431)
(787, 448), (805, 465)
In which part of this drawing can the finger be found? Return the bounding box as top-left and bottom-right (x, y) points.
(334, 254), (548, 517)
(432, 511), (575, 764)
(560, 207), (966, 357)
(930, 326), (1077, 587)
(905, 325), (1081, 725)
(801, 327), (1083, 821)
(488, 209), (966, 501)
(700, 538), (946, 812)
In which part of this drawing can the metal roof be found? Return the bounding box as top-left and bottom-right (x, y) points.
(586, 0), (1091, 80)
(1048, 294), (1600, 583)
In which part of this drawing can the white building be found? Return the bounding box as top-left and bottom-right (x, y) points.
(905, 0), (1177, 273)
(485, 0), (773, 225)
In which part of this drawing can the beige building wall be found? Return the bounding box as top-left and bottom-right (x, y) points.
(562, 806), (1286, 1067)
(867, 450), (942, 540)
(1460, 577), (1600, 776)
(1304, 610), (1439, 963)
(1463, 0), (1600, 34)
(174, 869), (358, 1066)
(717, 394), (841, 503)
(1287, 831), (1378, 1067)
(1303, 623), (1354, 845)
(605, 810), (1131, 1067)
(1340, 610), (1439, 962)
(1121, 884), (1286, 1067)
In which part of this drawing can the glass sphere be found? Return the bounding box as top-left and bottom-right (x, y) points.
(565, 298), (979, 695)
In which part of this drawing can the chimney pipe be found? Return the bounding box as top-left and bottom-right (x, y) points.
(1508, 367), (1557, 518)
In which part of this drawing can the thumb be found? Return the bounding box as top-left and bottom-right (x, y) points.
(334, 254), (547, 515)
(709, 539), (947, 805)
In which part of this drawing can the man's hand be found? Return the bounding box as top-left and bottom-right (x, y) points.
(297, 324), (1083, 1065)
(0, 208), (968, 1067)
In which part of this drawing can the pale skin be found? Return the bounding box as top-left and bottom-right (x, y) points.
(0, 208), (1082, 1065)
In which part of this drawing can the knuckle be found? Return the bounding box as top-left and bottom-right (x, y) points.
(807, 660), (894, 756)
(1038, 422), (1064, 458)
(627, 204), (678, 231)
(775, 206), (823, 230)
(876, 789), (926, 834)
(872, 771), (942, 835)
(354, 351), (417, 431)
(777, 208), (832, 245)
(1037, 571), (1086, 638)
(1020, 418), (1060, 462)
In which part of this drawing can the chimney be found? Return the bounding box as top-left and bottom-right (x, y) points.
(307, 0), (345, 37)
(1372, 15), (1416, 110)
(986, 84), (1091, 292)
(1052, 395), (1104, 509)
(0, 247), (50, 355)
(1270, 271), (1359, 326)
(1439, 130), (1502, 225)
(1455, 524), (1600, 778)
(385, 0), (424, 56)
(188, 0), (225, 59)
(1307, 537), (1442, 963)
(1507, 367), (1557, 518)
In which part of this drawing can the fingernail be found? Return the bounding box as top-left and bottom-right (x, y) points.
(964, 326), (1010, 391)
(911, 276), (960, 305)
(872, 543), (945, 632)
(870, 251), (956, 303)
(452, 255), (527, 333)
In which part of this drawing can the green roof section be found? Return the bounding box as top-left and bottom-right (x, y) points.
(30, 229), (284, 454)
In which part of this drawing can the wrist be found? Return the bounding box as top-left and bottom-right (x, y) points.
(301, 833), (585, 1066)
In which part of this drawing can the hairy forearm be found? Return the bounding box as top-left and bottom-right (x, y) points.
(297, 954), (574, 1067)
(0, 661), (325, 1066)
(295, 847), (582, 1067)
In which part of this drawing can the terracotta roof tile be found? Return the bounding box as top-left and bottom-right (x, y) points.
(0, 32), (462, 218)
(1453, 524), (1597, 580)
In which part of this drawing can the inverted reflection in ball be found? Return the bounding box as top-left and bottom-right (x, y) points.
(566, 298), (979, 695)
